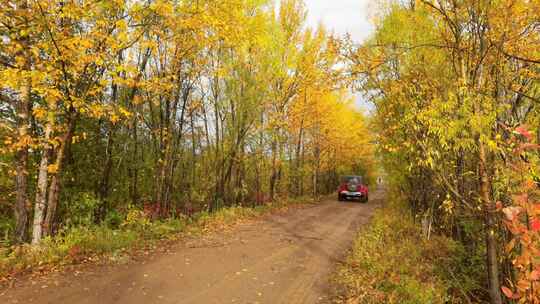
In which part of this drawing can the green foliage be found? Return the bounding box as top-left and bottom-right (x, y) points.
(63, 192), (100, 227)
(103, 210), (123, 229)
(143, 219), (186, 240)
(0, 215), (13, 246)
(122, 207), (151, 231)
(0, 226), (139, 276)
(52, 226), (138, 256)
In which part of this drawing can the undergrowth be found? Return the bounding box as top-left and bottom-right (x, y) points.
(332, 195), (483, 304)
(0, 196), (316, 280)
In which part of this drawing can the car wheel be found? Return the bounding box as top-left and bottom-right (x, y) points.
(338, 194), (343, 201)
(363, 196), (369, 203)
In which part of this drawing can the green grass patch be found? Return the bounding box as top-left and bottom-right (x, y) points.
(332, 197), (480, 304)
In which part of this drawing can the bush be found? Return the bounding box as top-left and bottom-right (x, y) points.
(143, 219), (186, 239)
(0, 215), (13, 246)
(332, 199), (479, 303)
(0, 214), (185, 277)
(0, 225), (139, 276)
(64, 193), (101, 227)
(55, 226), (138, 255)
(104, 210), (123, 229)
(122, 207), (150, 231)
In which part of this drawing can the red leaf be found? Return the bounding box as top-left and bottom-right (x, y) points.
(530, 219), (540, 232)
(501, 286), (514, 298)
(518, 143), (540, 151)
(516, 126), (533, 140)
(514, 193), (528, 204)
(503, 206), (522, 221)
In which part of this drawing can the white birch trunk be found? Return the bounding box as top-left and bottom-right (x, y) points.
(32, 122), (53, 244)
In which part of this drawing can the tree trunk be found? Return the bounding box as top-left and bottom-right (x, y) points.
(14, 80), (31, 243)
(454, 151), (465, 241)
(127, 48), (150, 206)
(128, 114), (139, 205)
(95, 62), (121, 222)
(32, 122), (53, 244)
(14, 1), (32, 243)
(14, 144), (29, 243)
(313, 142), (320, 197)
(299, 141), (305, 196)
(44, 121), (75, 236)
(479, 142), (502, 304)
(269, 138), (278, 201)
(294, 119), (304, 196)
(95, 125), (115, 223)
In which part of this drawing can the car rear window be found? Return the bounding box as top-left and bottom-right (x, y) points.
(341, 175), (363, 184)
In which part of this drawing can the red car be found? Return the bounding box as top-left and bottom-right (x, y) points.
(337, 175), (368, 202)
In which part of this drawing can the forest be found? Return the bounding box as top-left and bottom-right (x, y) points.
(0, 0), (373, 254)
(349, 0), (539, 303)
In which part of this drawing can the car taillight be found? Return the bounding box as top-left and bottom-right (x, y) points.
(339, 184), (347, 191)
(359, 185), (368, 193)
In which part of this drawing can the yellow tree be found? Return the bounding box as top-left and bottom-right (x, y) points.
(350, 0), (540, 302)
(1, 0), (134, 243)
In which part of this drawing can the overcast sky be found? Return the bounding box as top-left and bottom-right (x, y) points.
(303, 0), (374, 43)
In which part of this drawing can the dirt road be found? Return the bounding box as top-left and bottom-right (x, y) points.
(2, 190), (382, 304)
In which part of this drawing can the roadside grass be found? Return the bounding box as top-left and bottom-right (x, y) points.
(0, 196), (318, 281)
(332, 194), (483, 304)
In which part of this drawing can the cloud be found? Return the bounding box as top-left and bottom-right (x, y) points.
(303, 0), (374, 42)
